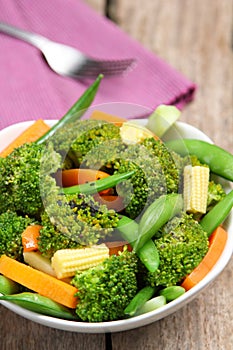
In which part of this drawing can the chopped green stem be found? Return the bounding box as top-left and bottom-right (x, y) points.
(135, 194), (183, 251)
(0, 292), (78, 320)
(36, 75), (103, 145)
(200, 190), (233, 236)
(62, 170), (135, 195)
(165, 139), (233, 182)
(117, 215), (160, 272)
(124, 286), (157, 316)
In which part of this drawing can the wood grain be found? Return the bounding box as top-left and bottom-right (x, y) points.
(1, 1), (232, 349)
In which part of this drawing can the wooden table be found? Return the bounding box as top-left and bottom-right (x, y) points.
(1, 1), (232, 349)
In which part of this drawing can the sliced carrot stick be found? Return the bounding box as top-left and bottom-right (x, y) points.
(0, 255), (78, 308)
(22, 225), (42, 252)
(93, 194), (125, 211)
(181, 226), (228, 291)
(0, 119), (50, 158)
(90, 110), (126, 126)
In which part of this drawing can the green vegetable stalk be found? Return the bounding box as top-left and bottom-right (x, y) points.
(200, 190), (233, 236)
(36, 74), (103, 144)
(62, 170), (135, 195)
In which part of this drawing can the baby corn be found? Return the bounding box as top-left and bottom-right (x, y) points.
(51, 244), (109, 279)
(183, 165), (209, 214)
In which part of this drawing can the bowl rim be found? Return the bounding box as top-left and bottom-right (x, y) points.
(0, 119), (232, 333)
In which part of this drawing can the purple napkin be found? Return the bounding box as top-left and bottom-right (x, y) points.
(0, 0), (196, 130)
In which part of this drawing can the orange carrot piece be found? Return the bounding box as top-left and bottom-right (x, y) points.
(90, 110), (126, 126)
(0, 119), (50, 158)
(181, 226), (228, 291)
(105, 241), (132, 256)
(93, 194), (125, 211)
(22, 225), (42, 252)
(61, 168), (110, 187)
(0, 255), (78, 308)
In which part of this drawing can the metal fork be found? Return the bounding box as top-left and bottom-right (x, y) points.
(0, 22), (135, 79)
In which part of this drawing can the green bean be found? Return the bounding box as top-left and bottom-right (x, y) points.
(0, 275), (20, 295)
(200, 190), (233, 237)
(124, 286), (158, 316)
(165, 139), (233, 182)
(159, 286), (185, 302)
(36, 74), (103, 145)
(135, 194), (183, 252)
(117, 216), (160, 272)
(0, 292), (78, 320)
(62, 170), (135, 195)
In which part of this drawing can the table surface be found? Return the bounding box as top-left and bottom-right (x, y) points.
(1, 1), (233, 349)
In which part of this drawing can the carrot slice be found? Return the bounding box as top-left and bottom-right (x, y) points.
(22, 225), (42, 252)
(61, 168), (110, 187)
(181, 226), (228, 291)
(93, 194), (125, 211)
(105, 241), (132, 256)
(90, 110), (126, 126)
(0, 255), (78, 308)
(0, 119), (50, 158)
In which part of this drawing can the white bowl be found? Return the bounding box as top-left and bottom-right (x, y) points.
(0, 119), (232, 333)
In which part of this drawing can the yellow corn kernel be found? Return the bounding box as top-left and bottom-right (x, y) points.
(51, 244), (109, 279)
(120, 122), (154, 144)
(183, 165), (210, 214)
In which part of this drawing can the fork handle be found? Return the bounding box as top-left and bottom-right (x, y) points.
(0, 22), (49, 49)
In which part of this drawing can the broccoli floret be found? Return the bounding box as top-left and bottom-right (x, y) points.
(38, 193), (119, 258)
(71, 249), (138, 322)
(0, 211), (32, 261)
(207, 180), (226, 212)
(51, 119), (121, 167)
(0, 142), (61, 217)
(144, 213), (209, 287)
(84, 137), (180, 219)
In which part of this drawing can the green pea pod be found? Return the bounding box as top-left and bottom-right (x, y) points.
(159, 286), (185, 302)
(0, 292), (78, 320)
(135, 194), (183, 252)
(62, 170), (135, 195)
(0, 275), (20, 295)
(200, 190), (233, 237)
(165, 139), (233, 182)
(117, 216), (160, 272)
(36, 74), (103, 145)
(124, 286), (157, 316)
(134, 295), (166, 316)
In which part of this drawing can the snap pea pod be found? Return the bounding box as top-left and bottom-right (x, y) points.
(62, 170), (135, 195)
(117, 215), (160, 272)
(135, 194), (183, 252)
(0, 292), (78, 320)
(124, 286), (158, 316)
(0, 275), (20, 295)
(134, 295), (166, 316)
(200, 190), (233, 237)
(165, 139), (233, 182)
(36, 74), (103, 145)
(159, 286), (185, 302)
